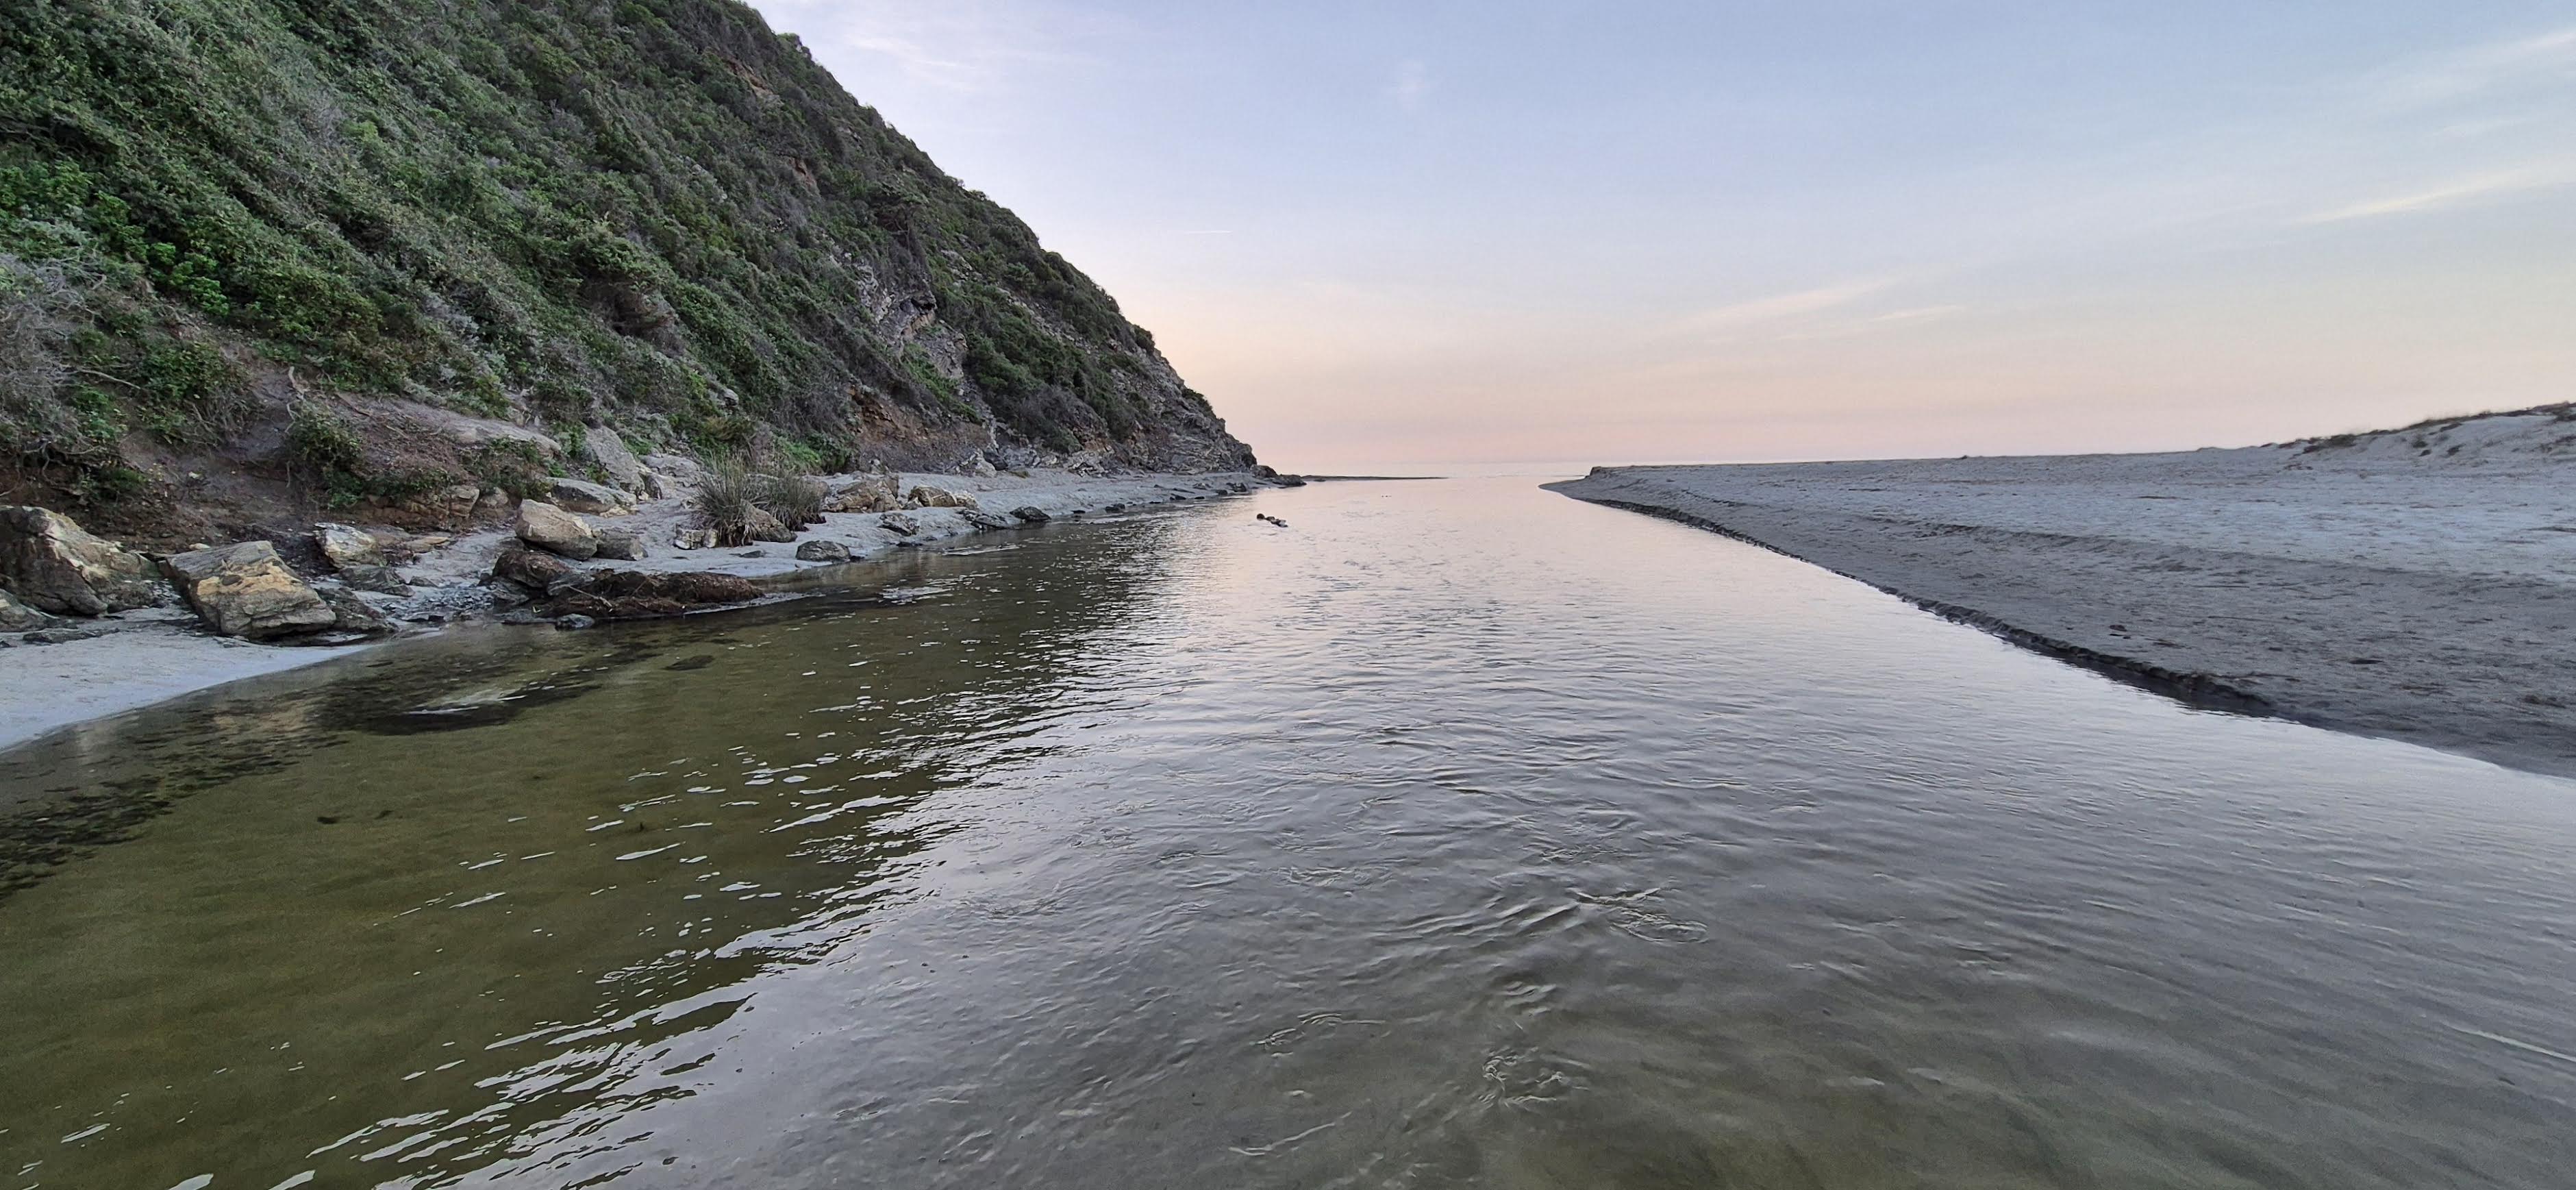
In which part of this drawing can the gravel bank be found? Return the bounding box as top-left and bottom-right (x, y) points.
(1549, 406), (2576, 778)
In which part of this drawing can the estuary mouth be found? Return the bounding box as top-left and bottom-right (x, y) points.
(5, 482), (2570, 1190)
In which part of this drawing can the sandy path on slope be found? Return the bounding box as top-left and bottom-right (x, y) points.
(1549, 432), (2576, 779)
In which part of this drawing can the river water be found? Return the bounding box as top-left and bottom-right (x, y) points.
(3, 478), (2572, 1189)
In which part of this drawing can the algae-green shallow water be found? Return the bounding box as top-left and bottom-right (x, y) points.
(3, 480), (2573, 1189)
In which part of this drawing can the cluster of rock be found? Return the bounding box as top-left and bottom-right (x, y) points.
(0, 506), (392, 643)
(497, 479), (762, 623)
(6, 451), (1277, 649)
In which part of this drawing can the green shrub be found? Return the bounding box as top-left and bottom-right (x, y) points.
(286, 403), (364, 475)
(754, 470), (825, 527)
(130, 340), (246, 445)
(466, 439), (555, 499)
(692, 459), (758, 546)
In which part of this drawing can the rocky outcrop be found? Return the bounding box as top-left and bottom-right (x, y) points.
(493, 542), (579, 593)
(315, 586), (394, 636)
(311, 523), (408, 593)
(545, 478), (634, 516)
(0, 506), (170, 616)
(312, 523), (385, 571)
(161, 541), (338, 639)
(515, 501), (599, 560)
(823, 475), (900, 514)
(795, 539), (851, 562)
(401, 483), (488, 521)
(595, 528), (649, 560)
(744, 506), (797, 544)
(582, 429), (661, 497)
(492, 544), (760, 619)
(0, 588), (57, 632)
(545, 569), (764, 621)
(908, 485), (978, 510)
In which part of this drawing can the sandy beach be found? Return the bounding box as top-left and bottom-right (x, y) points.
(0, 467), (1269, 754)
(1549, 406), (2576, 778)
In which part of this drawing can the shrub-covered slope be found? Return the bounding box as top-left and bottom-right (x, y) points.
(0, 0), (1253, 534)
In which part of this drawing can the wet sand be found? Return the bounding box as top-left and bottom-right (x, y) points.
(1550, 407), (2576, 778)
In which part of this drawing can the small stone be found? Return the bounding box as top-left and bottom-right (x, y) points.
(795, 539), (851, 562)
(514, 500), (599, 560)
(553, 614), (597, 631)
(744, 506), (797, 544)
(960, 509), (1012, 531)
(878, 511), (920, 537)
(823, 475), (900, 514)
(673, 529), (715, 550)
(908, 484), (978, 510)
(21, 626), (108, 645)
(545, 477), (635, 516)
(312, 522), (386, 571)
(595, 529), (649, 561)
(336, 564), (412, 595)
(1010, 506), (1051, 524)
(403, 484), (483, 519)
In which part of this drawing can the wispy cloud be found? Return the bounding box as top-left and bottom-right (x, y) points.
(762, 0), (1103, 93)
(2297, 165), (2571, 223)
(1390, 60), (1434, 111)
(2373, 25), (2576, 110)
(840, 30), (982, 89)
(1674, 279), (1895, 333)
(1864, 305), (1966, 325)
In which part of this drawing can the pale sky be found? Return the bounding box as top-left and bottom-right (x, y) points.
(750, 1), (2576, 470)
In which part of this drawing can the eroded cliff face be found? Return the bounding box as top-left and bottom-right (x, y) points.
(0, 0), (1254, 541)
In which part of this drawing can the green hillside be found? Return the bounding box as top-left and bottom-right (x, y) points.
(0, 0), (1253, 530)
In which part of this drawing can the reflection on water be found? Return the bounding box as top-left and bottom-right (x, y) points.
(3, 481), (2574, 1189)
